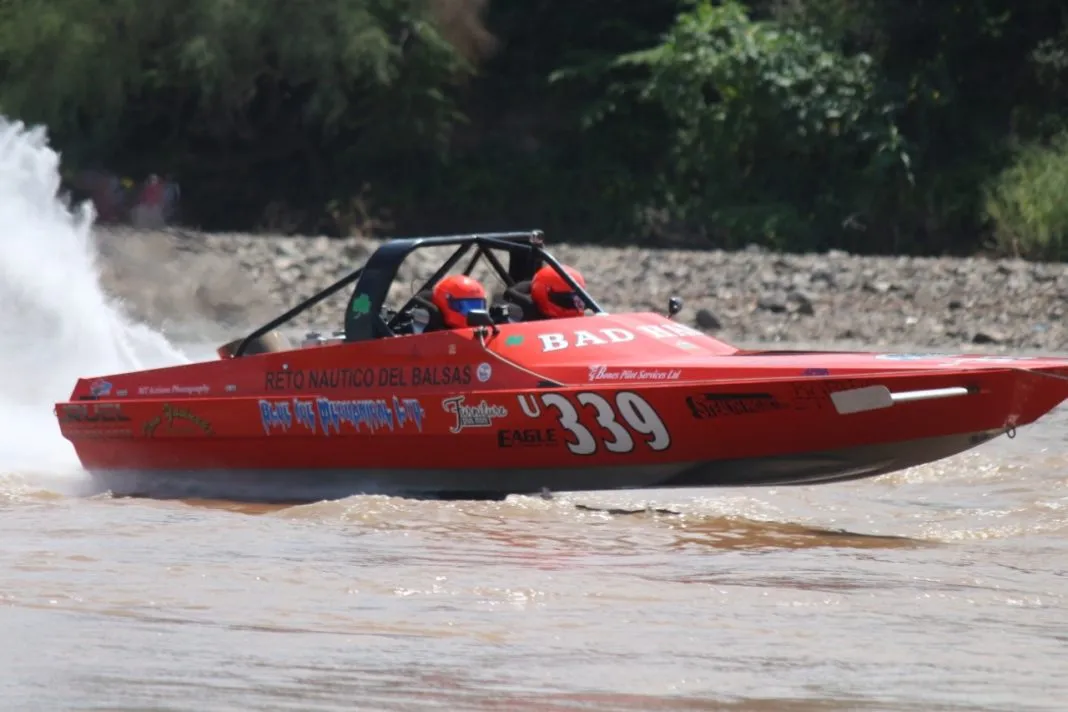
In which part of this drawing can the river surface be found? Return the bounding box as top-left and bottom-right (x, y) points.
(4, 116), (1065, 712)
(2, 386), (1067, 711)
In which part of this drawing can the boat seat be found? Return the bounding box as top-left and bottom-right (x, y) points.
(412, 290), (447, 333)
(217, 330), (293, 359)
(503, 280), (543, 322)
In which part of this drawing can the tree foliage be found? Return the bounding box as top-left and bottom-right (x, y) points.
(0, 0), (473, 230)
(587, 1), (913, 249)
(0, 0), (1066, 257)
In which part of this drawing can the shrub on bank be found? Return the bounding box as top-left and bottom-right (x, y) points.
(985, 132), (1068, 260)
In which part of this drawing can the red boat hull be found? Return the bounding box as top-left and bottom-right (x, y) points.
(56, 314), (1068, 502)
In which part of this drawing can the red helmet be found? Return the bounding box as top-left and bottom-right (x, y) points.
(531, 265), (586, 319)
(432, 274), (488, 329)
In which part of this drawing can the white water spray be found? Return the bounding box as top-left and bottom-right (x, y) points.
(0, 117), (188, 491)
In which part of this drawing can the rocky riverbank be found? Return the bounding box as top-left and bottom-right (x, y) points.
(93, 226), (1068, 353)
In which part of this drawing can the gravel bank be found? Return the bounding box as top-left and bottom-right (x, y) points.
(93, 226), (1068, 353)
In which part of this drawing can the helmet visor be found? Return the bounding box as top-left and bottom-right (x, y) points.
(548, 290), (585, 312)
(447, 296), (487, 315)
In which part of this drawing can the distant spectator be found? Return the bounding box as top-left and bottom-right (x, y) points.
(70, 169), (128, 222)
(131, 174), (166, 228)
(162, 178), (181, 223)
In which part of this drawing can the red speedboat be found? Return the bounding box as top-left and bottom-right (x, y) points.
(55, 230), (1068, 502)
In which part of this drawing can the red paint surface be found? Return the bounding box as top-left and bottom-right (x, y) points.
(56, 313), (1068, 473)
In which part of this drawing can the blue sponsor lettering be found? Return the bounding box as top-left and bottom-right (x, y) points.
(317, 398), (394, 435)
(393, 396), (425, 431)
(258, 397), (425, 436)
(259, 400), (293, 434)
(293, 399), (318, 434)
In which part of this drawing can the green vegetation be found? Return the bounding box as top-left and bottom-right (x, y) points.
(1, 0), (1066, 258)
(985, 131), (1068, 260)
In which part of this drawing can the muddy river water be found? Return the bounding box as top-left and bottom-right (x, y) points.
(2, 398), (1067, 711)
(2, 114), (1063, 711)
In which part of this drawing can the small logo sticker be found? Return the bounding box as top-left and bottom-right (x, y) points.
(504, 335), (524, 346)
(89, 379), (112, 397)
(476, 362), (492, 383)
(350, 293), (371, 316)
(442, 396), (508, 433)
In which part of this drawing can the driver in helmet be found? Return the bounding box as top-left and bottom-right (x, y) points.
(531, 264), (588, 319)
(432, 274), (489, 329)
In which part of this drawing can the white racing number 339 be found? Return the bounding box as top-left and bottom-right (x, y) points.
(532, 391), (671, 456)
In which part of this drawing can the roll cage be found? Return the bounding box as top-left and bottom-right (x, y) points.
(232, 230), (604, 357)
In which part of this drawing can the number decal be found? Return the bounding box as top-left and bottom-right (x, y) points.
(540, 393), (597, 455)
(577, 393), (633, 453)
(616, 392), (671, 452)
(531, 391), (670, 456)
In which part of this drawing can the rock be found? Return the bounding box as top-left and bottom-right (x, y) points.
(972, 330), (1005, 345)
(786, 290), (815, 316)
(695, 308), (722, 330)
(809, 268), (835, 287)
(89, 225), (1068, 352)
(863, 280), (893, 294)
(756, 295), (787, 314)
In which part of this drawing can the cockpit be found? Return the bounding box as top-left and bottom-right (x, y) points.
(220, 231), (610, 358)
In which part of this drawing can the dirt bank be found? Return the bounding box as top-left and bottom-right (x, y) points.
(93, 226), (1068, 352)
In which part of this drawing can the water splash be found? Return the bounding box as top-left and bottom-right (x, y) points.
(0, 117), (187, 488)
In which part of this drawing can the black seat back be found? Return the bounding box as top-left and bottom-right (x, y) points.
(412, 290), (446, 332)
(503, 280), (543, 322)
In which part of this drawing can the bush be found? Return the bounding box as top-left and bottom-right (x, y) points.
(984, 131), (1068, 260)
(568, 0), (912, 251)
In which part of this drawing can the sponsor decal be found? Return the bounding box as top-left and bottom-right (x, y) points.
(116, 389), (128, 397)
(350, 293), (371, 316)
(65, 428), (134, 439)
(89, 379), (112, 397)
(143, 403), (214, 436)
(791, 379), (871, 411)
(685, 392), (786, 419)
(538, 323), (704, 352)
(504, 335), (524, 347)
(137, 384), (211, 396)
(517, 391), (670, 455)
(497, 428), (558, 448)
(260, 399), (318, 434)
(875, 353), (950, 361)
(875, 355), (1043, 369)
(57, 402), (129, 424)
(441, 396), (508, 433)
(476, 362), (493, 383)
(588, 365), (681, 382)
(801, 368), (830, 376)
(264, 365), (472, 391)
(258, 396), (425, 435)
(936, 356), (1045, 367)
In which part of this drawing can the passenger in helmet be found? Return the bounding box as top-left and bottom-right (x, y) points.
(531, 264), (587, 319)
(432, 274), (489, 329)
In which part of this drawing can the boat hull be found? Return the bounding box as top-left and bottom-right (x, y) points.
(56, 313), (1068, 503)
(84, 428), (1005, 503)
